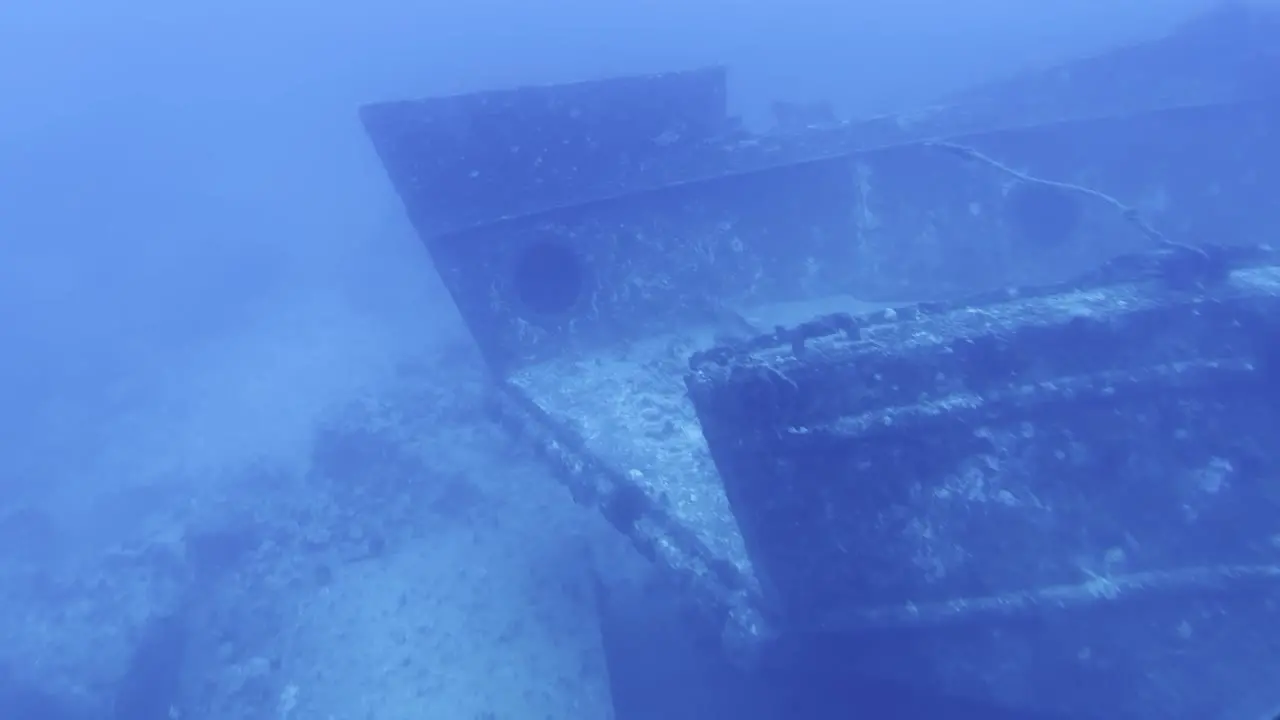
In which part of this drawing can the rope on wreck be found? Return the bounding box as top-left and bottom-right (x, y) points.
(924, 140), (1209, 260)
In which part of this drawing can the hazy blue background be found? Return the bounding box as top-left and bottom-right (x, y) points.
(0, 0), (1225, 534)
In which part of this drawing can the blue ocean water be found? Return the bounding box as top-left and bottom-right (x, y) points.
(1, 1), (1277, 719)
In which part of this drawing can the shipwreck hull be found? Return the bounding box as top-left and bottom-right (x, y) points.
(362, 87), (1280, 374)
(360, 5), (1280, 716)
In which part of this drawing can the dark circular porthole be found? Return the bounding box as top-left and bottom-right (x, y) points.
(1005, 181), (1082, 248)
(510, 239), (586, 317)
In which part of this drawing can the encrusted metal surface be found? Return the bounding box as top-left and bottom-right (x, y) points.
(675, 245), (1280, 716)
(686, 245), (1280, 627)
(491, 295), (891, 651)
